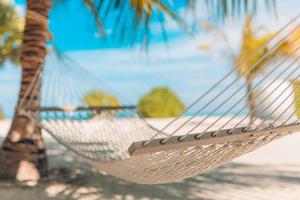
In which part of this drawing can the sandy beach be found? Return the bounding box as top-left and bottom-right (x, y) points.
(0, 119), (300, 200)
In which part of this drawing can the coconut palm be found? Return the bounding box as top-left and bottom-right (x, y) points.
(235, 16), (284, 125)
(0, 0), (276, 184)
(199, 16), (284, 126)
(0, 0), (52, 184)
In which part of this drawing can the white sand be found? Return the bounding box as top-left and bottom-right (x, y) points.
(0, 119), (300, 200)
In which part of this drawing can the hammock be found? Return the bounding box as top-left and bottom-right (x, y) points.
(18, 14), (300, 184)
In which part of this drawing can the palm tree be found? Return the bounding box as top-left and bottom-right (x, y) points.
(0, 0), (51, 184)
(0, 0), (276, 184)
(199, 16), (284, 126)
(235, 16), (283, 125)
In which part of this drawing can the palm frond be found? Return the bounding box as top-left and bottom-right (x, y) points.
(83, 0), (191, 48)
(84, 0), (105, 37)
(279, 26), (300, 56)
(187, 0), (277, 21)
(81, 0), (277, 47)
(235, 16), (280, 80)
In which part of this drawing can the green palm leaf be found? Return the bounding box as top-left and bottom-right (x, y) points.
(82, 0), (276, 46)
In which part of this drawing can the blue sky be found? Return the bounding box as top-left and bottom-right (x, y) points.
(0, 0), (300, 117)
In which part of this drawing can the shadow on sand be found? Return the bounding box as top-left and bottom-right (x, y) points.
(1, 141), (300, 200)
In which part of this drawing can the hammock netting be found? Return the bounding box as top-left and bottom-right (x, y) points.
(18, 15), (300, 184)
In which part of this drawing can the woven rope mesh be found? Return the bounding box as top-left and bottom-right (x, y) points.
(20, 15), (300, 184)
(41, 111), (158, 160)
(90, 133), (284, 184)
(19, 53), (164, 161)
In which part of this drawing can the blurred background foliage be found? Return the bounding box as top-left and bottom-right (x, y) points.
(83, 90), (120, 118)
(235, 16), (280, 81)
(235, 16), (296, 124)
(198, 16), (294, 124)
(138, 87), (185, 118)
(0, 1), (24, 120)
(83, 87), (185, 118)
(279, 26), (300, 56)
(0, 107), (5, 120)
(83, 90), (120, 107)
(235, 17), (278, 124)
(292, 80), (300, 118)
(0, 0), (24, 66)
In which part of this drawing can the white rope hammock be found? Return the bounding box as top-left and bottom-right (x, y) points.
(18, 14), (300, 184)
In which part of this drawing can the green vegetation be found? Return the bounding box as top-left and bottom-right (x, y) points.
(282, 29), (300, 118)
(0, 107), (5, 120)
(292, 80), (300, 118)
(279, 27), (300, 56)
(83, 90), (120, 107)
(234, 16), (283, 125)
(235, 17), (280, 81)
(0, 0), (24, 66)
(199, 16), (285, 125)
(83, 91), (120, 117)
(138, 87), (185, 118)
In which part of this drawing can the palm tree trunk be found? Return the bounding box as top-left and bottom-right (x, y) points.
(246, 79), (256, 126)
(0, 0), (51, 183)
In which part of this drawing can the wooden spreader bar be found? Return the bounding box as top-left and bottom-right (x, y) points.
(128, 123), (300, 156)
(18, 105), (136, 112)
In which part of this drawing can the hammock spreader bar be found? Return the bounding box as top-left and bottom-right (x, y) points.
(129, 122), (300, 156)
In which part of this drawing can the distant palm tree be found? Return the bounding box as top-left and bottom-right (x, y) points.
(235, 16), (282, 125)
(0, 0), (276, 184)
(199, 16), (284, 125)
(0, 0), (22, 122)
